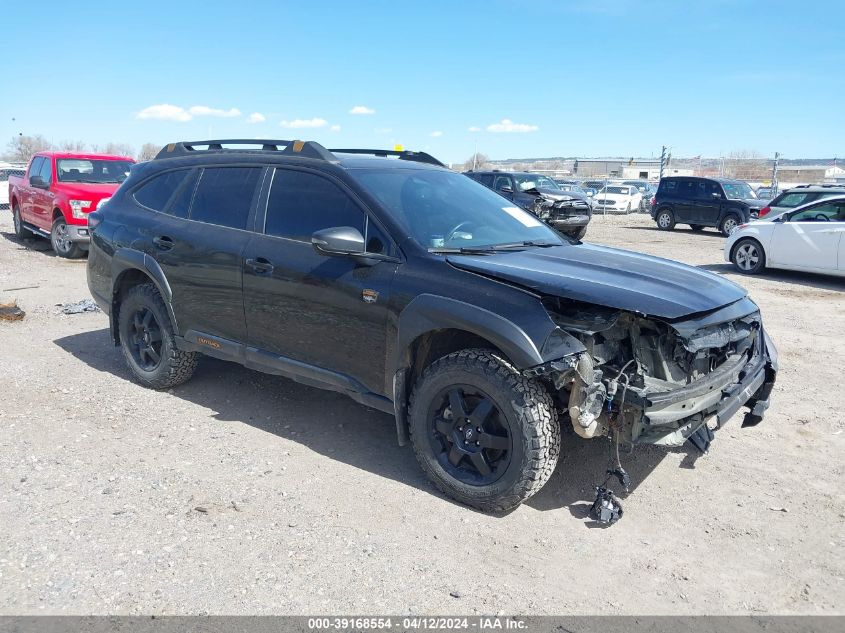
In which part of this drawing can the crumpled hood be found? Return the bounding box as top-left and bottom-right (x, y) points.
(447, 243), (748, 319)
(534, 187), (579, 202)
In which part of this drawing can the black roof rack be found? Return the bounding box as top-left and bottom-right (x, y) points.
(328, 148), (445, 167)
(154, 139), (445, 167)
(155, 139), (335, 161)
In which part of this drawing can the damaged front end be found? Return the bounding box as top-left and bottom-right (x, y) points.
(526, 296), (777, 453)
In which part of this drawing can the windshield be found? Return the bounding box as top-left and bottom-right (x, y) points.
(722, 181), (756, 200)
(513, 174), (560, 191)
(350, 169), (565, 250)
(57, 159), (133, 184)
(600, 186), (632, 195)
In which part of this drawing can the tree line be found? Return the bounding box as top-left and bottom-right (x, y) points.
(2, 135), (161, 164)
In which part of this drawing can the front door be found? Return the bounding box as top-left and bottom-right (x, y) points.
(31, 156), (55, 229)
(768, 200), (845, 272)
(689, 180), (723, 225)
(150, 165), (264, 342)
(243, 167), (398, 396)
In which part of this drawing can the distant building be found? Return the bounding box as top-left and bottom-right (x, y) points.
(573, 158), (689, 180)
(825, 165), (845, 184)
(776, 166), (827, 184)
(622, 165), (692, 180)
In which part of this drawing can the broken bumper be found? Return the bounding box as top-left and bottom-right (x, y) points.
(634, 328), (777, 448)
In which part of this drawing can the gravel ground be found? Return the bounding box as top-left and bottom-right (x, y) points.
(0, 211), (843, 615)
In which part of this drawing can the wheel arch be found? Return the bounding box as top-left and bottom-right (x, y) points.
(730, 234), (766, 264)
(110, 248), (177, 345)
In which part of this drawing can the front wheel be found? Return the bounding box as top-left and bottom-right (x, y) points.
(720, 214), (741, 236)
(51, 218), (84, 259)
(408, 349), (560, 512)
(13, 204), (34, 239)
(118, 284), (198, 389)
(656, 208), (675, 230)
(731, 238), (766, 274)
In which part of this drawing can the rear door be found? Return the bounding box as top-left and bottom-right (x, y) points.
(242, 167), (399, 395)
(768, 201), (845, 272)
(143, 165), (264, 343)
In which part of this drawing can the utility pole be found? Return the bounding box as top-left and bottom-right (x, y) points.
(771, 152), (780, 195)
(659, 146), (667, 180)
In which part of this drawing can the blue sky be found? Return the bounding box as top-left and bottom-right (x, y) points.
(2, 0), (843, 163)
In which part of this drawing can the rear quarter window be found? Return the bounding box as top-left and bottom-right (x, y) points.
(134, 170), (191, 212)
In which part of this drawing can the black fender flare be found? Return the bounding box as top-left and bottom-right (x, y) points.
(109, 248), (178, 342)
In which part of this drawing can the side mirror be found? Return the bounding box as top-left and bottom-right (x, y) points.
(30, 175), (46, 188)
(499, 185), (513, 194)
(312, 226), (365, 257)
(711, 192), (721, 199)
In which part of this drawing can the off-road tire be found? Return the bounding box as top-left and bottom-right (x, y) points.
(572, 226), (587, 240)
(12, 204), (34, 239)
(408, 349), (560, 512)
(50, 218), (84, 259)
(117, 283), (198, 389)
(656, 208), (675, 230)
(720, 213), (741, 236)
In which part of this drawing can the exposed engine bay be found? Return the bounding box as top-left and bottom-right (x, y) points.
(527, 296), (770, 452)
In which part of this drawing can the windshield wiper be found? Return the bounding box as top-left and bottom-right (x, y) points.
(487, 240), (560, 250)
(430, 241), (560, 255)
(429, 246), (500, 254)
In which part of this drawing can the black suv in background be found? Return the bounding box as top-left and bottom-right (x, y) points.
(86, 139), (776, 515)
(464, 170), (592, 239)
(651, 176), (765, 235)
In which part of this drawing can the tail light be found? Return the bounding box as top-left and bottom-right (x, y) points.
(87, 211), (103, 230)
(650, 196), (656, 207)
(759, 206), (771, 218)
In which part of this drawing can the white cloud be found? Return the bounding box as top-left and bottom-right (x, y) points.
(188, 105), (241, 118)
(136, 103), (242, 122)
(486, 118), (539, 133)
(349, 105), (375, 115)
(375, 127), (393, 134)
(280, 118), (328, 129)
(468, 126), (481, 132)
(246, 112), (266, 124)
(429, 131), (443, 137)
(329, 124), (341, 132)
(136, 104), (192, 122)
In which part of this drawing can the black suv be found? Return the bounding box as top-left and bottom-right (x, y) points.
(86, 139), (776, 514)
(464, 170), (592, 239)
(651, 176), (766, 235)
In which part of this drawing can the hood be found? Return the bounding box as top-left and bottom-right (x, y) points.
(56, 181), (122, 201)
(446, 244), (748, 320)
(538, 187), (591, 203)
(741, 198), (766, 209)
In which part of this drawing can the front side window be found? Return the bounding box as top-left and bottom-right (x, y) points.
(789, 201), (845, 222)
(493, 175), (512, 191)
(190, 167), (262, 230)
(350, 169), (565, 250)
(265, 169), (366, 242)
(57, 159), (133, 184)
(38, 158), (52, 184)
(28, 157), (44, 181)
(134, 170), (190, 212)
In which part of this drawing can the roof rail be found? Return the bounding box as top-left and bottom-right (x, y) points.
(328, 148), (445, 167)
(155, 139), (446, 167)
(154, 139), (336, 161)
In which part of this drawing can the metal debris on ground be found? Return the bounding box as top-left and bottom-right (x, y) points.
(59, 299), (101, 315)
(0, 300), (25, 321)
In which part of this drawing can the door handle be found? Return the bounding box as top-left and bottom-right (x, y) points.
(153, 235), (174, 251)
(246, 257), (274, 274)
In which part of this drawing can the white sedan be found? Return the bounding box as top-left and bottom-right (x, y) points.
(724, 195), (845, 277)
(593, 185), (642, 214)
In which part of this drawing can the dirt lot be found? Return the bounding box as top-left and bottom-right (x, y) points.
(0, 211), (843, 616)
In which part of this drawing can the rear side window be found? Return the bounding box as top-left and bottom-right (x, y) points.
(265, 169), (365, 242)
(772, 192), (820, 208)
(659, 180), (677, 195)
(477, 174), (494, 187)
(190, 167), (262, 230)
(134, 170), (190, 212)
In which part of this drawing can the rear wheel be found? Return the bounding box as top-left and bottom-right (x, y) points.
(12, 204), (33, 239)
(50, 218), (84, 259)
(408, 349), (560, 512)
(118, 284), (198, 389)
(656, 208), (675, 230)
(731, 238), (766, 274)
(720, 214), (741, 236)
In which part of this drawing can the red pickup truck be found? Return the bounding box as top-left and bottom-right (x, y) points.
(8, 151), (135, 258)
